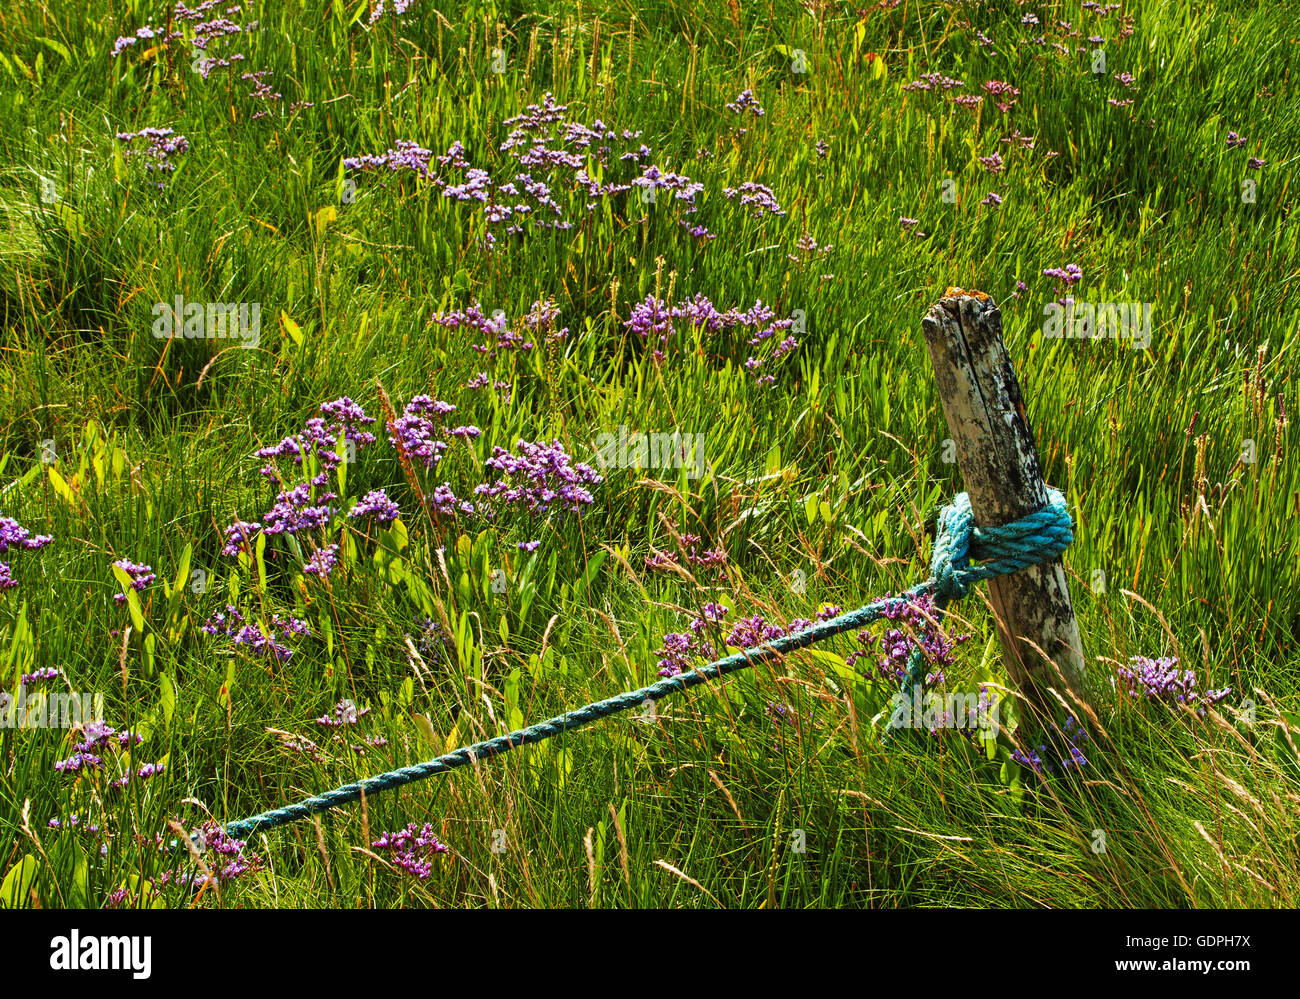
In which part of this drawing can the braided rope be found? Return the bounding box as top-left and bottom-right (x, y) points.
(217, 488), (1072, 842)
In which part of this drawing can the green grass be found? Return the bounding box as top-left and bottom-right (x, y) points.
(0, 0), (1297, 908)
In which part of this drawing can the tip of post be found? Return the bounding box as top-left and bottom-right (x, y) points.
(942, 287), (992, 301)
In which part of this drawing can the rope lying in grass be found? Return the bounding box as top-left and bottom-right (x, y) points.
(217, 488), (1073, 841)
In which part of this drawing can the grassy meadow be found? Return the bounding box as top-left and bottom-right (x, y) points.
(0, 0), (1297, 908)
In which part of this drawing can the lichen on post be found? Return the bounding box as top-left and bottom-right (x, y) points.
(922, 290), (1088, 708)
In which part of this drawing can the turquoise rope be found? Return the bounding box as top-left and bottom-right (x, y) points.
(217, 488), (1072, 842)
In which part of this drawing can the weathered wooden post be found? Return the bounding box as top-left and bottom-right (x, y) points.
(922, 290), (1087, 710)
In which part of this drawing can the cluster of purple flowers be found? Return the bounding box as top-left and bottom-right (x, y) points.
(316, 698), (370, 729)
(201, 605), (310, 661)
(341, 93), (785, 252)
(903, 73), (966, 93)
(111, 559), (156, 605)
(303, 699), (388, 753)
(475, 440), (601, 519)
(114, 128), (191, 180)
(241, 70), (311, 121)
(221, 520), (260, 556)
(256, 397), (377, 480)
(725, 89), (766, 117)
(242, 70), (280, 120)
(368, 0), (417, 24)
(1012, 716), (1090, 776)
(902, 70), (1026, 122)
(1115, 656), (1231, 716)
(722, 181), (786, 219)
(843, 594), (971, 687)
(371, 822), (449, 879)
(644, 530), (727, 575)
(277, 698), (388, 760)
(219, 397), (380, 570)
(0, 515), (52, 591)
(350, 489), (400, 524)
(21, 667), (60, 685)
(344, 139), (435, 181)
(788, 231), (835, 265)
(1222, 130), (1265, 169)
(982, 80), (1020, 114)
(303, 544), (339, 577)
(406, 618), (446, 666)
(654, 603), (840, 679)
(158, 820), (265, 889)
(112, 2), (259, 79)
(385, 396), (485, 518)
(388, 395), (458, 469)
(1043, 263), (1083, 285)
(53, 721), (147, 777)
(622, 293), (799, 383)
(428, 302), (562, 358)
(48, 813), (98, 832)
(347, 117), (605, 240)
(632, 165), (706, 204)
(262, 481), (334, 537)
(110, 763), (166, 791)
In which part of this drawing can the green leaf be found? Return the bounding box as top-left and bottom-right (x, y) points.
(171, 544), (192, 611)
(47, 466), (78, 506)
(0, 855), (39, 908)
(255, 531), (268, 593)
(280, 311), (303, 347)
(412, 711), (437, 748)
(111, 566), (146, 632)
(36, 36), (72, 62)
(160, 673), (176, 727)
(385, 518), (409, 551)
(764, 444), (781, 476)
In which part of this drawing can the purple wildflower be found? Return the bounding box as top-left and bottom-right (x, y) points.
(317, 699), (370, 729)
(1043, 263), (1083, 285)
(1116, 656), (1231, 716)
(474, 439), (601, 518)
(722, 181), (786, 219)
(112, 559), (156, 605)
(303, 544), (339, 577)
(725, 89), (766, 117)
(371, 822), (449, 880)
(350, 489), (400, 524)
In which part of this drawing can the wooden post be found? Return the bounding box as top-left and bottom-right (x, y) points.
(922, 290), (1087, 709)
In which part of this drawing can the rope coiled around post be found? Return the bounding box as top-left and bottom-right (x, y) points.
(216, 488), (1072, 842)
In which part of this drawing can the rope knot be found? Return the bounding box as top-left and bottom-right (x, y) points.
(931, 488), (1073, 606)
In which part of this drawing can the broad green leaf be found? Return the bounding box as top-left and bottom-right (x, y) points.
(111, 566), (146, 632)
(160, 672), (176, 727)
(280, 311), (303, 347)
(0, 855), (39, 908)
